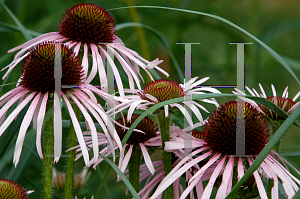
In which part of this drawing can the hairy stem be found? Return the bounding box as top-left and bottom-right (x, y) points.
(64, 103), (81, 199)
(157, 112), (174, 199)
(43, 103), (54, 199)
(128, 145), (142, 199)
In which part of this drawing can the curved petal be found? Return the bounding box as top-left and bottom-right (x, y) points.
(13, 92), (40, 166)
(139, 143), (155, 174)
(36, 93), (48, 159)
(62, 92), (89, 166)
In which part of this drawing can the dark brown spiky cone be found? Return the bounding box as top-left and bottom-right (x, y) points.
(139, 79), (185, 103)
(58, 3), (116, 44)
(115, 114), (159, 145)
(0, 179), (28, 199)
(259, 96), (296, 120)
(202, 100), (269, 155)
(20, 42), (84, 93)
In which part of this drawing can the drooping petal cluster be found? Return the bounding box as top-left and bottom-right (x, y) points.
(0, 43), (121, 166)
(109, 77), (220, 127)
(2, 3), (168, 96)
(149, 100), (300, 199)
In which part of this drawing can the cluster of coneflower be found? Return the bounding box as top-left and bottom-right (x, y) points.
(0, 3), (299, 199)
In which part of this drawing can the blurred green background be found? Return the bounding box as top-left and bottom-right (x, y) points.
(0, 0), (300, 198)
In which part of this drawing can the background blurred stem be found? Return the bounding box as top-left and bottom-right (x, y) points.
(43, 102), (54, 199)
(126, 0), (151, 84)
(157, 112), (174, 199)
(64, 103), (81, 199)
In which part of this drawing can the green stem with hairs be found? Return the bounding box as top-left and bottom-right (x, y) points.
(128, 145), (142, 199)
(157, 112), (174, 199)
(64, 103), (81, 199)
(43, 103), (54, 199)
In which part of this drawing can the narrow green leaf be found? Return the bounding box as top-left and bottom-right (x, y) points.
(109, 6), (300, 85)
(116, 22), (183, 81)
(95, 167), (112, 199)
(225, 105), (300, 198)
(293, 189), (300, 199)
(98, 153), (140, 199)
(278, 151), (300, 156)
(0, 2), (32, 41)
(0, 21), (41, 36)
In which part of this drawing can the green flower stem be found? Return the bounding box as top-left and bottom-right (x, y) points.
(157, 112), (174, 199)
(43, 103), (54, 199)
(64, 103), (81, 199)
(128, 145), (142, 199)
(268, 120), (283, 151)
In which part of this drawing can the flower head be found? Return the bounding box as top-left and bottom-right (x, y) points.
(58, 3), (115, 44)
(203, 100), (269, 155)
(110, 77), (220, 127)
(3, 3), (168, 96)
(0, 43), (121, 166)
(0, 179), (30, 199)
(235, 83), (300, 121)
(151, 100), (300, 199)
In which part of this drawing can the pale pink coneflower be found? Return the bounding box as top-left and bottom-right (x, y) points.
(0, 43), (122, 166)
(234, 83), (300, 120)
(108, 77), (220, 127)
(74, 114), (162, 175)
(2, 3), (168, 96)
(150, 101), (300, 199)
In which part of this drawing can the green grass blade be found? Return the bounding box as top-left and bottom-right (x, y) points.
(293, 189), (300, 199)
(109, 6), (300, 85)
(0, 21), (41, 36)
(0, 1), (32, 41)
(98, 153), (140, 199)
(116, 22), (183, 81)
(225, 104), (300, 198)
(95, 167), (112, 199)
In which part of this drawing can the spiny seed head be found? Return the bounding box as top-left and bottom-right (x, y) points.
(139, 79), (185, 103)
(259, 96), (296, 120)
(0, 179), (28, 199)
(202, 100), (269, 155)
(192, 129), (205, 140)
(21, 42), (83, 93)
(58, 3), (116, 44)
(116, 115), (159, 145)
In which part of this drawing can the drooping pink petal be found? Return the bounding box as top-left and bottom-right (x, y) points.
(237, 157), (244, 181)
(201, 155), (226, 199)
(13, 92), (40, 166)
(150, 150), (213, 199)
(36, 93), (48, 159)
(247, 157), (268, 199)
(0, 90), (33, 136)
(53, 91), (62, 163)
(139, 143), (155, 174)
(73, 42), (81, 56)
(68, 92), (99, 163)
(216, 156), (234, 198)
(62, 92), (89, 166)
(91, 44), (107, 92)
(85, 44), (99, 84)
(260, 161), (279, 199)
(82, 43), (89, 79)
(120, 145), (133, 173)
(172, 103), (193, 126)
(74, 90), (116, 160)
